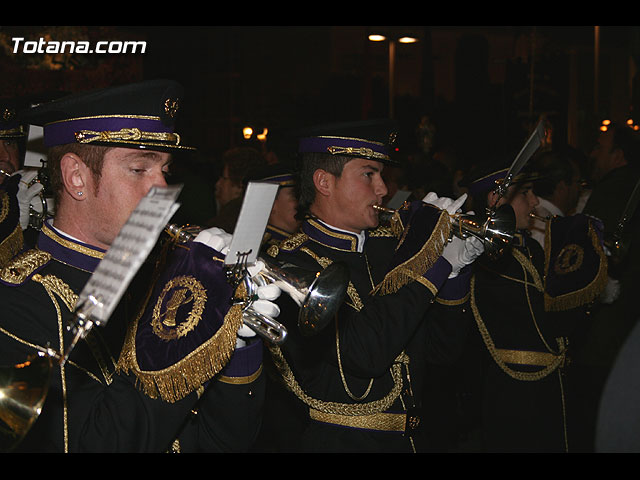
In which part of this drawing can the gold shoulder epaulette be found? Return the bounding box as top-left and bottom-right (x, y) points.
(278, 232), (309, 253)
(0, 249), (52, 285)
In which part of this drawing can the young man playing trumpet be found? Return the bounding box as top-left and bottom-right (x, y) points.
(261, 120), (484, 452)
(461, 162), (607, 452)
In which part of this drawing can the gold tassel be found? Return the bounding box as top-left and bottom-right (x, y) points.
(117, 283), (246, 403)
(372, 210), (451, 296)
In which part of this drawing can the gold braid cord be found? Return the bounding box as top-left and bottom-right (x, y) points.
(543, 221), (608, 312)
(470, 272), (565, 382)
(268, 343), (407, 416)
(0, 249), (51, 285)
(0, 224), (23, 268)
(117, 283), (246, 404)
(371, 210), (451, 296)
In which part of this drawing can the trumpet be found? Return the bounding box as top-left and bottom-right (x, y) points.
(0, 349), (56, 452)
(529, 212), (551, 223)
(165, 224), (349, 344)
(0, 168), (50, 230)
(373, 202), (517, 258)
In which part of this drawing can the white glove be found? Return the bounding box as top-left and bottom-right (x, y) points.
(600, 276), (621, 304)
(423, 192), (467, 215)
(194, 226), (232, 255)
(237, 259), (283, 347)
(14, 169), (44, 230)
(441, 235), (485, 278)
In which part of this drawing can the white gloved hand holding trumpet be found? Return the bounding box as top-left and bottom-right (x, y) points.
(422, 191), (485, 278)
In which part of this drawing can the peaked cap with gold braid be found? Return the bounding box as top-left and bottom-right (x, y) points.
(20, 79), (195, 152)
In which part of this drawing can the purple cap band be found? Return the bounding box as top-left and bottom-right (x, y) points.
(43, 116), (172, 147)
(299, 136), (389, 159)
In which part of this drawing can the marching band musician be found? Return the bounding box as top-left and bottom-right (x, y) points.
(460, 162), (607, 452)
(0, 100), (45, 264)
(247, 163), (301, 248)
(262, 120), (484, 452)
(0, 80), (278, 452)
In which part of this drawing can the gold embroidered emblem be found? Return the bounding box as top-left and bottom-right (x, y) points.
(553, 244), (584, 275)
(151, 275), (207, 341)
(164, 98), (180, 118)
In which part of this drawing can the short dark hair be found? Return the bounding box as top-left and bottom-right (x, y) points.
(295, 152), (351, 220)
(532, 150), (579, 198)
(47, 143), (112, 205)
(222, 147), (267, 185)
(600, 122), (640, 165)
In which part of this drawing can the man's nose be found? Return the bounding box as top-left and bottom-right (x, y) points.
(375, 177), (388, 198)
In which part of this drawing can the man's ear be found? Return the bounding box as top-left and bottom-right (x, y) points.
(60, 152), (89, 200)
(312, 169), (334, 197)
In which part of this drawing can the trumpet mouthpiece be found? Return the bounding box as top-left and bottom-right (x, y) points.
(372, 204), (395, 214)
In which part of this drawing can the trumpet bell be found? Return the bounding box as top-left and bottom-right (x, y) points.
(453, 204), (516, 257)
(298, 262), (350, 336)
(0, 352), (52, 452)
(259, 257), (350, 337)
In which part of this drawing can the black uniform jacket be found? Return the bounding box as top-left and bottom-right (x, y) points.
(264, 208), (473, 452)
(0, 219), (264, 452)
(468, 218), (606, 452)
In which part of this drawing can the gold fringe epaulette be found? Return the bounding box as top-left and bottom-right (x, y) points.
(0, 248), (52, 285)
(0, 224), (24, 268)
(543, 221), (608, 311)
(371, 209), (451, 296)
(116, 282), (247, 404)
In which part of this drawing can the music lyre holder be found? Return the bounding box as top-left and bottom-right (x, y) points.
(60, 294), (104, 365)
(227, 249), (253, 298)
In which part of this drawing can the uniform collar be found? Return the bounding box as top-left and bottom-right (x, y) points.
(303, 218), (366, 253)
(265, 223), (292, 242)
(536, 197), (564, 217)
(37, 219), (106, 272)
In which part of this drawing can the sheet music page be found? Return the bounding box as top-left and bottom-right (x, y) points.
(386, 190), (411, 209)
(225, 181), (279, 265)
(76, 185), (183, 325)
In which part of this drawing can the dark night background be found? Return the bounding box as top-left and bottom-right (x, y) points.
(1, 26), (638, 187)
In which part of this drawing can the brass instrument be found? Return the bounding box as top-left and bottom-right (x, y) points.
(165, 224), (350, 343)
(0, 168), (49, 230)
(254, 255), (349, 337)
(373, 202), (517, 258)
(529, 211), (551, 223)
(451, 204), (517, 257)
(26, 172), (48, 230)
(0, 350), (56, 452)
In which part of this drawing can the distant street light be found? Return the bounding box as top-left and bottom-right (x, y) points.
(368, 32), (419, 118)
